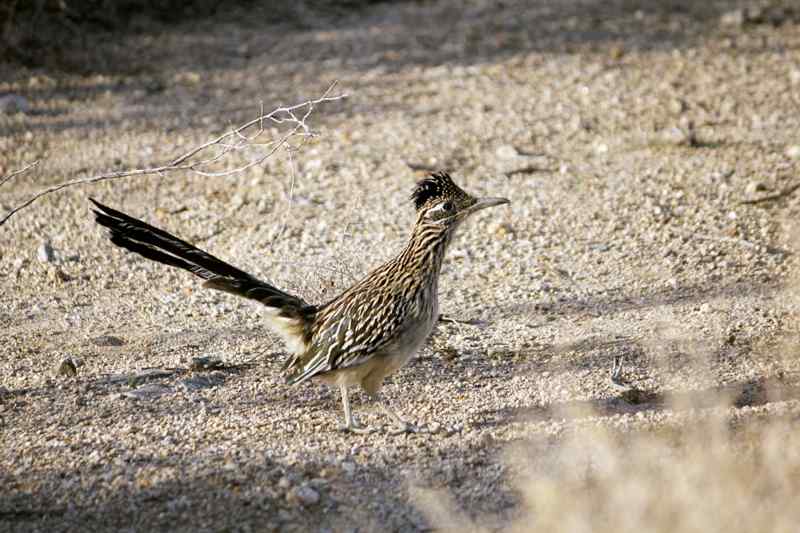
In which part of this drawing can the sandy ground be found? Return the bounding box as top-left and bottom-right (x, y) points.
(2, 1), (800, 531)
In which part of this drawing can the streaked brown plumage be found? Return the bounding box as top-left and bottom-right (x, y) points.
(91, 171), (509, 432)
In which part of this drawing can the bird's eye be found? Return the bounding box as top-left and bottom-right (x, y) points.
(441, 201), (453, 211)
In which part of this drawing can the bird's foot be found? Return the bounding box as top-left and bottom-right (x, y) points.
(608, 355), (653, 403)
(610, 355), (630, 389)
(338, 412), (377, 434)
(340, 420), (448, 435)
(387, 421), (416, 435)
(338, 421), (377, 434)
(386, 421), (450, 435)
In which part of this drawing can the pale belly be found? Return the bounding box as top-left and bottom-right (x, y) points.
(382, 306), (438, 375)
(317, 294), (438, 392)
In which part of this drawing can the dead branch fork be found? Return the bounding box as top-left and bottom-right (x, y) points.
(0, 82), (346, 227)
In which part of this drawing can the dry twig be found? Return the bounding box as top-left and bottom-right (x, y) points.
(739, 182), (800, 205)
(0, 159), (40, 189)
(0, 82), (346, 228)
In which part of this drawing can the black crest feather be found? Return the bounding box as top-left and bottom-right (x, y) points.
(411, 171), (456, 210)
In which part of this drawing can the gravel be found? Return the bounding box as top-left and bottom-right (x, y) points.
(0, 94), (29, 115)
(2, 0), (800, 531)
(287, 485), (321, 507)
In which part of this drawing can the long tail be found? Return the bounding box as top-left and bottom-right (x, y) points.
(90, 198), (311, 316)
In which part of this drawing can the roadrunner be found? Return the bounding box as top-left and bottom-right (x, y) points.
(91, 171), (509, 433)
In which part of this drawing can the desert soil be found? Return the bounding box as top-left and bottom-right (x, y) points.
(2, 1), (800, 531)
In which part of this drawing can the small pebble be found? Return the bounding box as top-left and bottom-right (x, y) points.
(609, 45), (625, 60)
(720, 9), (745, 27)
(13, 257), (27, 275)
(719, 7), (764, 27)
(305, 159), (323, 171)
(493, 222), (514, 239)
(319, 466), (340, 479)
(785, 145), (800, 160)
(660, 126), (691, 146)
(286, 485), (319, 507)
(190, 356), (224, 371)
(495, 145), (518, 159)
(668, 98), (686, 115)
(0, 94), (29, 114)
(340, 462), (356, 476)
(173, 71), (201, 85)
(745, 181), (768, 196)
(92, 335), (126, 347)
(439, 346), (459, 361)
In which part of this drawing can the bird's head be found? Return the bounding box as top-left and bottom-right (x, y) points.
(411, 171), (509, 228)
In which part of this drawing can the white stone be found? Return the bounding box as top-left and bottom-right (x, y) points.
(495, 145), (518, 159)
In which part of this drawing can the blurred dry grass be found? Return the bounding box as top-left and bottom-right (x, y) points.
(413, 404), (800, 533)
(412, 216), (800, 533)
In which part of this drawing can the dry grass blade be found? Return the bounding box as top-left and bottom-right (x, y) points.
(0, 82), (346, 228)
(414, 409), (800, 533)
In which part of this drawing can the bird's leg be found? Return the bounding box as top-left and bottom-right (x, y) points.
(338, 384), (374, 434)
(610, 354), (635, 389)
(610, 354), (636, 393)
(611, 355), (625, 384)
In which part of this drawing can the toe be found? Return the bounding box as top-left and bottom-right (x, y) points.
(350, 425), (377, 434)
(339, 423), (376, 434)
(387, 423), (415, 435)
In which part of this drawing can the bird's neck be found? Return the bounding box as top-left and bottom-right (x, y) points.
(399, 220), (454, 279)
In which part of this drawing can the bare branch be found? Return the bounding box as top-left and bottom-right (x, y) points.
(0, 159), (40, 189)
(169, 81), (342, 168)
(0, 82), (346, 228)
(266, 136), (300, 245)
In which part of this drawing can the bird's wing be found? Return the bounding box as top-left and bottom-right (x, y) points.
(284, 285), (420, 385)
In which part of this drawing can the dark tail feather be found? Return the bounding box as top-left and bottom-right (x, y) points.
(90, 198), (309, 311)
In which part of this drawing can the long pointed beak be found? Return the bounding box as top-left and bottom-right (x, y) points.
(464, 196), (510, 215)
